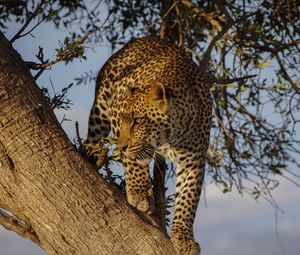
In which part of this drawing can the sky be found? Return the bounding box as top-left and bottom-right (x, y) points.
(1, 10), (300, 255)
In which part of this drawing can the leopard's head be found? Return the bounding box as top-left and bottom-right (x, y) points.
(117, 81), (173, 163)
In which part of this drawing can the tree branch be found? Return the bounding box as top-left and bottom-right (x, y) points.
(200, 21), (233, 73)
(201, 11), (258, 73)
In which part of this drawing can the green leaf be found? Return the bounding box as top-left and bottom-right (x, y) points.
(64, 36), (69, 45)
(113, 150), (121, 157)
(226, 83), (234, 88)
(258, 61), (272, 68)
(241, 86), (248, 92)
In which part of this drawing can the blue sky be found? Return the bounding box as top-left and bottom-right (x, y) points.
(1, 15), (300, 255)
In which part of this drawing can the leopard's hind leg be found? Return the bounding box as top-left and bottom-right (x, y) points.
(171, 156), (205, 255)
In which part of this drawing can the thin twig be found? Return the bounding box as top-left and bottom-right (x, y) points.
(208, 74), (256, 84)
(10, 0), (47, 43)
(213, 0), (234, 23)
(174, 0), (183, 47)
(238, 36), (300, 54)
(288, 91), (300, 134)
(75, 121), (84, 152)
(19, 15), (48, 39)
(212, 111), (230, 138)
(159, 1), (176, 39)
(275, 53), (298, 88)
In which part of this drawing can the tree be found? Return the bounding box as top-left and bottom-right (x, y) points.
(0, 0), (300, 254)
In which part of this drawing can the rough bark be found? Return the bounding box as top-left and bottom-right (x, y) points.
(0, 32), (176, 255)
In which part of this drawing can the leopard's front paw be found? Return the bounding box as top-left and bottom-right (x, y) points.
(82, 142), (108, 168)
(171, 233), (200, 255)
(126, 188), (154, 214)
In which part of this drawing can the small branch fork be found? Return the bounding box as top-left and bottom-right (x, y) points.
(200, 11), (257, 73)
(39, 30), (93, 69)
(24, 9), (113, 80)
(25, 29), (94, 80)
(0, 208), (40, 245)
(10, 0), (48, 43)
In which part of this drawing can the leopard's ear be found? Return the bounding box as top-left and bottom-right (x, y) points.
(147, 81), (172, 112)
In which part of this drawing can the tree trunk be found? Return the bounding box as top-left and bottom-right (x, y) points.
(0, 32), (176, 255)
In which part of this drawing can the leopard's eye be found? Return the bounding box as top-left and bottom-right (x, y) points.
(134, 117), (143, 125)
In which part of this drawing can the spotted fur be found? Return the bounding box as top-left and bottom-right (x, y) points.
(85, 37), (212, 255)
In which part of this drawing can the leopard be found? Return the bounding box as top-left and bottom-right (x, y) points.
(84, 37), (212, 255)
